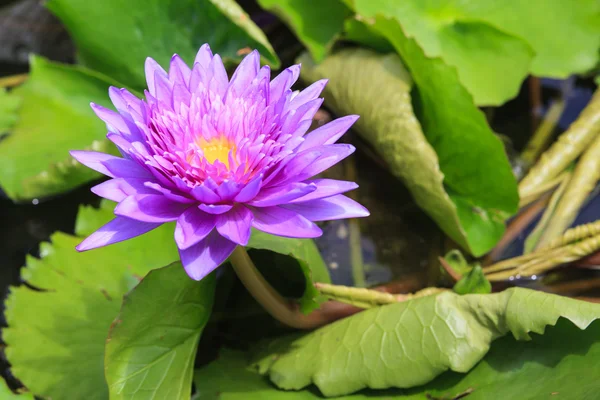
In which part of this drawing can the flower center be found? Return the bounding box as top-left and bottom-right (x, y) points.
(197, 136), (235, 167)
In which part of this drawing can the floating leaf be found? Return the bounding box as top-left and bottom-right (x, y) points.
(196, 319), (600, 399)
(453, 266), (491, 295)
(3, 202), (178, 400)
(105, 263), (216, 400)
(254, 288), (600, 397)
(300, 47), (517, 256)
(0, 56), (119, 201)
(351, 0), (600, 105)
(257, 0), (352, 62)
(247, 230), (330, 314)
(47, 0), (279, 89)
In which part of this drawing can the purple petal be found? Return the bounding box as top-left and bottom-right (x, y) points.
(264, 148), (322, 186)
(290, 79), (327, 108)
(76, 216), (161, 251)
(194, 43), (213, 69)
(91, 178), (154, 202)
(270, 65), (300, 103)
(234, 174), (263, 202)
(90, 103), (128, 133)
(216, 205), (253, 246)
(104, 157), (153, 179)
(216, 180), (241, 201)
(299, 115), (359, 151)
(115, 194), (190, 222)
(144, 182), (195, 204)
(191, 184), (220, 203)
(209, 54), (228, 97)
(199, 204), (233, 215)
(227, 50), (260, 99)
(175, 207), (216, 250)
(250, 206), (322, 238)
(106, 133), (132, 155)
(250, 182), (317, 207)
(295, 144), (355, 181)
(179, 231), (236, 281)
(289, 179), (358, 203)
(145, 57), (168, 98)
(70, 151), (120, 177)
(169, 54), (191, 86)
(283, 195), (369, 221)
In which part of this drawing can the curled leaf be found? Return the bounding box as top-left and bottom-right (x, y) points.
(253, 288), (600, 397)
(300, 46), (516, 256)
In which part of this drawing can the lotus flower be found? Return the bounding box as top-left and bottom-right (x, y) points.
(71, 45), (369, 280)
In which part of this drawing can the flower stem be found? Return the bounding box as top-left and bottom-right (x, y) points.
(229, 246), (359, 330)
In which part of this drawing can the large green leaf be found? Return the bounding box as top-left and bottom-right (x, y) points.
(196, 318), (600, 399)
(3, 202), (178, 400)
(47, 0), (280, 90)
(351, 0), (600, 105)
(253, 288), (600, 397)
(247, 230), (330, 314)
(0, 56), (119, 201)
(194, 349), (321, 400)
(300, 47), (517, 256)
(0, 88), (20, 133)
(257, 0), (352, 62)
(105, 263), (216, 400)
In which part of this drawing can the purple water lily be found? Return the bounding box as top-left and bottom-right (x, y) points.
(71, 44), (368, 281)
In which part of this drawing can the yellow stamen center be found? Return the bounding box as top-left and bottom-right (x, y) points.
(197, 136), (235, 167)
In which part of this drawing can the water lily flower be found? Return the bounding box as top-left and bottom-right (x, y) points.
(71, 44), (369, 281)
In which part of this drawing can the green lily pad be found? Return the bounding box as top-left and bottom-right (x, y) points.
(257, 0), (352, 62)
(195, 317), (600, 399)
(3, 202), (178, 400)
(105, 263), (216, 400)
(300, 47), (517, 256)
(47, 0), (280, 90)
(247, 230), (331, 314)
(0, 56), (119, 201)
(253, 288), (600, 397)
(351, 0), (600, 105)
